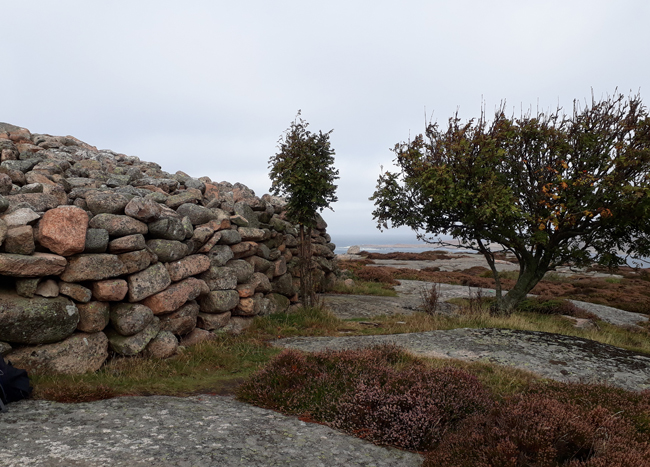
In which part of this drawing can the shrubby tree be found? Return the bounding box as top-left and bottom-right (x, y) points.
(372, 93), (650, 312)
(269, 112), (339, 307)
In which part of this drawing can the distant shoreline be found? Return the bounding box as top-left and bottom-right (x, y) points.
(333, 242), (470, 255)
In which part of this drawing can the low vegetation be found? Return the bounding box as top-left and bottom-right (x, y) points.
(238, 344), (650, 466)
(28, 262), (650, 466)
(338, 256), (650, 314)
(32, 293), (650, 403)
(329, 280), (397, 297)
(32, 335), (280, 402)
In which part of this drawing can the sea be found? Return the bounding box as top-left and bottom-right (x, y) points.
(330, 233), (648, 267)
(331, 233), (473, 256)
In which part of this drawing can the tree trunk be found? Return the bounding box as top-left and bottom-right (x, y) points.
(298, 225), (315, 308)
(306, 226), (315, 307)
(477, 245), (502, 301)
(498, 265), (546, 313)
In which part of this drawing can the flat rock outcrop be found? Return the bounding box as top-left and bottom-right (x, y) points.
(275, 328), (650, 392)
(0, 396), (421, 467)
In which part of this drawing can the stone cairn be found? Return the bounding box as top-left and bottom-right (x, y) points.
(0, 123), (336, 374)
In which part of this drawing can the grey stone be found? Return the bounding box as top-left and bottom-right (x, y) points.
(88, 213), (148, 237)
(0, 195), (9, 213)
(108, 233), (146, 254)
(234, 201), (259, 228)
(84, 228), (109, 253)
(225, 259), (254, 284)
(176, 203), (217, 225)
(17, 183), (43, 194)
(0, 292), (78, 345)
(60, 254), (128, 282)
(118, 249), (153, 274)
(253, 272), (272, 293)
(238, 227), (266, 241)
(1, 158), (39, 173)
(110, 303), (154, 336)
(272, 273), (297, 297)
(229, 214), (249, 227)
(142, 330), (178, 359)
(106, 317), (160, 356)
(158, 300), (199, 336)
(6, 332), (108, 375)
(276, 327), (650, 393)
(218, 228), (241, 245)
(165, 191), (201, 209)
(35, 279), (59, 298)
(2, 207), (40, 227)
(85, 191), (130, 215)
(147, 217), (185, 241)
(124, 196), (163, 222)
(207, 244), (234, 267)
(4, 225), (35, 255)
(0, 341), (11, 356)
(0, 173), (12, 196)
(257, 243), (271, 260)
(106, 175), (131, 187)
(127, 263), (171, 302)
(144, 191), (168, 203)
(15, 278), (41, 298)
(222, 316), (254, 335)
(59, 282), (93, 303)
(245, 255), (272, 273)
(146, 239), (188, 262)
(198, 290), (240, 313)
(4, 193), (59, 212)
(132, 177), (178, 192)
(196, 311), (231, 330)
(199, 265), (238, 290)
(183, 178), (205, 191)
(66, 177), (98, 189)
(181, 216), (194, 239)
(178, 327), (216, 347)
(268, 292), (291, 313)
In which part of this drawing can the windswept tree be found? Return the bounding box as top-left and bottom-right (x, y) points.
(372, 93), (650, 312)
(269, 112), (339, 307)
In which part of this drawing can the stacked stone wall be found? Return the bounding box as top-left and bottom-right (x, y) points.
(0, 123), (336, 374)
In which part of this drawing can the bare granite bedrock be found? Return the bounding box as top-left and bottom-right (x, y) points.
(0, 396), (422, 467)
(275, 328), (650, 392)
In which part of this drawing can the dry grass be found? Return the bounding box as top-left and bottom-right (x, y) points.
(329, 280), (398, 297)
(30, 296), (650, 404)
(32, 334), (278, 402)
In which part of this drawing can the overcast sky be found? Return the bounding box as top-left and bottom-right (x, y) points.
(3, 1), (649, 244)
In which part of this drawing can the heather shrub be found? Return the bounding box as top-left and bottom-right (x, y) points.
(236, 344), (420, 420)
(528, 381), (650, 437)
(236, 349), (329, 416)
(237, 344), (491, 451)
(332, 366), (490, 450)
(355, 266), (400, 285)
(517, 297), (581, 316)
(428, 394), (650, 467)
